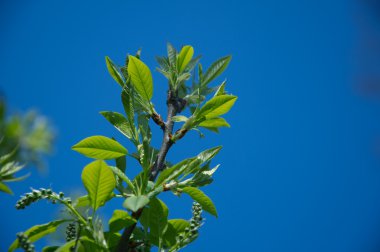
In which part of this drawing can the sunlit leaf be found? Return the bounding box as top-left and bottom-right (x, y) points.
(109, 210), (136, 232)
(202, 56), (231, 85)
(177, 45), (194, 72)
(72, 135), (127, 160)
(197, 95), (237, 120)
(127, 56), (153, 102)
(105, 56), (124, 87)
(123, 195), (149, 212)
(100, 111), (133, 139)
(9, 220), (69, 252)
(81, 160), (116, 211)
(182, 187), (217, 217)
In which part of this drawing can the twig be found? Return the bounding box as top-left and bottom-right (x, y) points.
(117, 90), (187, 252)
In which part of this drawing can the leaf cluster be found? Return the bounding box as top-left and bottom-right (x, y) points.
(10, 43), (237, 252)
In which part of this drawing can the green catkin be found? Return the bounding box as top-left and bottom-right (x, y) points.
(65, 222), (77, 242)
(16, 232), (35, 252)
(15, 188), (72, 210)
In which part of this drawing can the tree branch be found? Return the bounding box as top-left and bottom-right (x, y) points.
(117, 90), (183, 252)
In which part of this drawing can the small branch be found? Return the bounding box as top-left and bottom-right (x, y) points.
(151, 112), (165, 131)
(117, 90), (180, 252)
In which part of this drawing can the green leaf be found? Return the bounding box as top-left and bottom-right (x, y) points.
(177, 45), (194, 72)
(81, 160), (116, 211)
(214, 80), (227, 97)
(163, 219), (190, 247)
(155, 159), (194, 187)
(115, 155), (126, 173)
(72, 135), (127, 160)
(108, 165), (135, 192)
(202, 56), (231, 85)
(148, 198), (169, 241)
(182, 187), (218, 217)
(167, 43), (177, 67)
(123, 195), (149, 212)
(197, 95), (237, 120)
(139, 198), (169, 247)
(0, 182), (12, 194)
(199, 117), (230, 128)
(42, 246), (59, 252)
(104, 232), (121, 250)
(106, 56), (124, 87)
(9, 220), (69, 252)
(197, 146), (222, 163)
(100, 111), (133, 139)
(73, 195), (90, 208)
(171, 115), (188, 122)
(109, 210), (136, 232)
(127, 55), (153, 102)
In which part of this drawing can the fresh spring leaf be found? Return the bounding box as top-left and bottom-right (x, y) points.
(163, 219), (190, 247)
(171, 115), (188, 122)
(167, 43), (177, 67)
(197, 95), (237, 120)
(202, 56), (231, 85)
(198, 117), (230, 128)
(127, 55), (153, 102)
(9, 220), (70, 252)
(81, 160), (116, 211)
(72, 135), (127, 160)
(73, 195), (91, 208)
(140, 198), (169, 247)
(197, 146), (222, 163)
(155, 159), (194, 187)
(123, 195), (149, 212)
(182, 187), (218, 217)
(100, 111), (133, 140)
(105, 56), (124, 87)
(108, 165), (135, 192)
(155, 146), (222, 187)
(177, 45), (194, 72)
(214, 80), (227, 97)
(42, 246), (60, 252)
(0, 182), (12, 194)
(109, 210), (136, 232)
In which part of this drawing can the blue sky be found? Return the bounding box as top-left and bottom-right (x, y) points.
(2, 0), (380, 251)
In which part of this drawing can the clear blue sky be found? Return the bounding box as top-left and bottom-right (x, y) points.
(2, 0), (380, 251)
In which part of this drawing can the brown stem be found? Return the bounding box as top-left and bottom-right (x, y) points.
(117, 90), (183, 252)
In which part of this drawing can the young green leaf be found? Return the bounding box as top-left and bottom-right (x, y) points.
(167, 43), (177, 67)
(146, 198), (169, 244)
(9, 220), (70, 252)
(72, 135), (127, 160)
(202, 56), (231, 85)
(214, 80), (227, 97)
(198, 117), (230, 128)
(105, 56), (124, 87)
(197, 95), (237, 120)
(109, 210), (136, 232)
(155, 159), (194, 187)
(123, 195), (149, 212)
(108, 165), (135, 192)
(81, 160), (116, 211)
(100, 111), (133, 139)
(42, 246), (60, 252)
(73, 195), (91, 208)
(182, 187), (218, 217)
(197, 146), (222, 163)
(127, 55), (153, 102)
(163, 219), (190, 247)
(177, 45), (194, 72)
(0, 181), (12, 194)
(171, 115), (188, 122)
